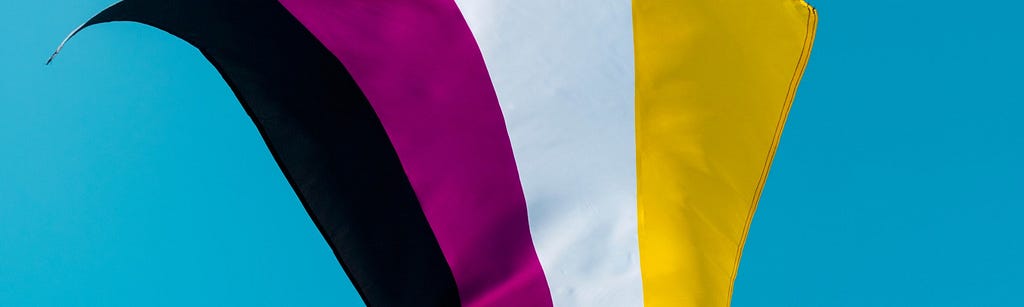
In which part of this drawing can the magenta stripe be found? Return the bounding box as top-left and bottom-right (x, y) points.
(275, 1), (552, 306)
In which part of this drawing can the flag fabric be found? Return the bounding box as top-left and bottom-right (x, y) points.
(54, 0), (817, 306)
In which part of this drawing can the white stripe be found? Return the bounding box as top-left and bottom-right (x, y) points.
(453, 1), (642, 305)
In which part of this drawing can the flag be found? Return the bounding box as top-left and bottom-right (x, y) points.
(53, 0), (817, 306)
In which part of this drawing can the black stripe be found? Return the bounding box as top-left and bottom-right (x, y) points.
(63, 1), (461, 305)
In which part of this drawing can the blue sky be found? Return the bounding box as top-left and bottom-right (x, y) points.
(2, 1), (1022, 306)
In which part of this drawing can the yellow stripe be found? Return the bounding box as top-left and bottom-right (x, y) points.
(634, 1), (817, 306)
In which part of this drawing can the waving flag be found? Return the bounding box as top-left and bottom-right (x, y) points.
(52, 0), (817, 306)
